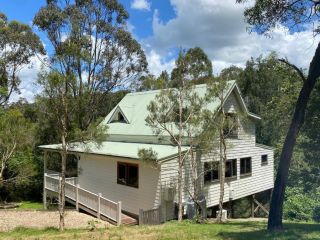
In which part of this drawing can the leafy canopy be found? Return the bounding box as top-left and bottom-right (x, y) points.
(0, 13), (45, 105)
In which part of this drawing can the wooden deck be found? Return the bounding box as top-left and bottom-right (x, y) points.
(44, 173), (137, 226)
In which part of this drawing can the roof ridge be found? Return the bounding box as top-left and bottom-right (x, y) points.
(127, 82), (235, 96)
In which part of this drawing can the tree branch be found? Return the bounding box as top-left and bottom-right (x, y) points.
(278, 58), (306, 82)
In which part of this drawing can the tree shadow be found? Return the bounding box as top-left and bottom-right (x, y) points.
(221, 222), (320, 240)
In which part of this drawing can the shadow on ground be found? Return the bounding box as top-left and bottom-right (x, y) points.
(221, 222), (320, 240)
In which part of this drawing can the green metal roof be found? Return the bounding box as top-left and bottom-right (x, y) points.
(39, 80), (260, 160)
(101, 81), (240, 137)
(39, 141), (189, 161)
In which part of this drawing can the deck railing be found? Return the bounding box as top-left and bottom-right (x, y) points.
(44, 173), (122, 225)
(139, 207), (162, 225)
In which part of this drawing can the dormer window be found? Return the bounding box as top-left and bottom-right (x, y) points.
(223, 113), (239, 138)
(108, 107), (129, 124)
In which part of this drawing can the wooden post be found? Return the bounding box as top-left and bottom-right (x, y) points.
(228, 200), (233, 219)
(44, 151), (48, 173)
(139, 209), (143, 225)
(158, 206), (162, 224)
(43, 173), (47, 210)
(251, 194), (255, 218)
(43, 151), (48, 210)
(76, 184), (79, 211)
(97, 193), (102, 219)
(116, 201), (122, 226)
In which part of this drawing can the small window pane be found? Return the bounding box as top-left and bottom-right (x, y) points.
(225, 161), (232, 178)
(204, 162), (219, 183)
(204, 162), (212, 183)
(246, 158), (251, 173)
(127, 165), (138, 188)
(261, 155), (268, 165)
(240, 158), (245, 174)
(240, 157), (252, 175)
(117, 162), (139, 188)
(118, 163), (126, 185)
(232, 159), (237, 176)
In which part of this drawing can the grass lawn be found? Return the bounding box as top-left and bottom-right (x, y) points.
(0, 220), (319, 240)
(17, 201), (44, 210)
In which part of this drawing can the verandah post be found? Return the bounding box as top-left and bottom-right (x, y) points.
(43, 173), (47, 210)
(76, 184), (79, 211)
(97, 193), (102, 219)
(43, 151), (48, 210)
(117, 201), (122, 226)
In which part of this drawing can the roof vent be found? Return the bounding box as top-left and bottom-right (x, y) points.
(108, 106), (129, 124)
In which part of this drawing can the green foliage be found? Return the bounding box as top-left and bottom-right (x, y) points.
(136, 71), (170, 91)
(0, 108), (35, 181)
(33, 0), (147, 130)
(138, 148), (158, 169)
(171, 47), (212, 87)
(236, 0), (319, 35)
(283, 187), (320, 222)
(0, 12), (44, 105)
(313, 206), (320, 223)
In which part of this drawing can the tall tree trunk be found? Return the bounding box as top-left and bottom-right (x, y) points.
(59, 133), (67, 231)
(177, 89), (184, 222)
(178, 146), (183, 222)
(217, 129), (226, 223)
(268, 42), (320, 230)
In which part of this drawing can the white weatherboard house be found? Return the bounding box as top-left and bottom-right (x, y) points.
(40, 80), (274, 225)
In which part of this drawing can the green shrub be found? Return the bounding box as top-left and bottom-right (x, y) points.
(283, 187), (317, 221)
(313, 205), (320, 222)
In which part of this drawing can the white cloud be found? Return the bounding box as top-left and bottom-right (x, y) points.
(146, 0), (319, 75)
(10, 55), (46, 103)
(131, 0), (151, 11)
(145, 49), (175, 76)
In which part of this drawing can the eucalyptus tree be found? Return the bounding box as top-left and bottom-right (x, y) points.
(201, 78), (240, 223)
(33, 0), (146, 230)
(0, 108), (35, 186)
(236, 0), (320, 230)
(171, 47), (213, 87)
(33, 0), (147, 130)
(144, 48), (211, 221)
(0, 13), (44, 106)
(37, 70), (107, 230)
(136, 70), (170, 91)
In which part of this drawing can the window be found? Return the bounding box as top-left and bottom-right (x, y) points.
(117, 162), (139, 188)
(204, 159), (237, 183)
(261, 155), (268, 165)
(225, 159), (237, 178)
(223, 113), (239, 138)
(204, 162), (219, 183)
(109, 107), (129, 124)
(111, 112), (126, 123)
(240, 157), (252, 175)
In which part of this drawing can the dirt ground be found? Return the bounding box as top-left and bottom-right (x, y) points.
(0, 210), (110, 232)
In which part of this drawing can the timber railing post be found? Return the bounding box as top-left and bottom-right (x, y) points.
(97, 193), (102, 219)
(116, 201), (122, 226)
(139, 209), (143, 225)
(76, 184), (79, 211)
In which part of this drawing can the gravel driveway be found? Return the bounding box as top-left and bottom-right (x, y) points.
(0, 210), (110, 232)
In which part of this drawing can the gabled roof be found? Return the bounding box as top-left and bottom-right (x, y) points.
(39, 80), (260, 160)
(102, 80), (260, 137)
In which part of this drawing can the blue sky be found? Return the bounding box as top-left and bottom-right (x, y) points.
(0, 0), (318, 101)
